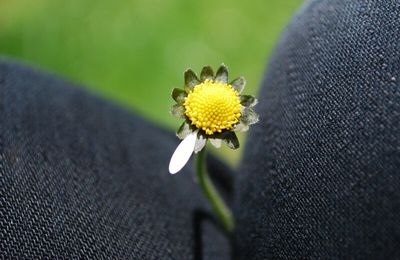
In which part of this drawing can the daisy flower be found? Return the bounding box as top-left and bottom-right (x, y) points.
(169, 64), (258, 174)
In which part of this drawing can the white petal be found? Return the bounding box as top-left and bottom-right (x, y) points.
(194, 134), (206, 153)
(234, 122), (249, 132)
(210, 138), (222, 148)
(169, 131), (197, 174)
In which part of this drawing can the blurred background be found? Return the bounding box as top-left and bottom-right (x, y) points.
(0, 0), (302, 165)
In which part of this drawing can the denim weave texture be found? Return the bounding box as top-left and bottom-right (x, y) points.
(236, 0), (400, 259)
(1, 0), (400, 258)
(0, 60), (231, 259)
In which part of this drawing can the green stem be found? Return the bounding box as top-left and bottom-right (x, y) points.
(196, 148), (234, 234)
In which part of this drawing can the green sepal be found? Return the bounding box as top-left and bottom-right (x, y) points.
(170, 104), (185, 118)
(200, 66), (214, 81)
(215, 64), (229, 83)
(176, 120), (193, 139)
(172, 88), (187, 104)
(231, 77), (246, 93)
(213, 131), (239, 149)
(240, 95), (257, 107)
(184, 69), (199, 92)
(241, 107), (259, 125)
(194, 132), (207, 153)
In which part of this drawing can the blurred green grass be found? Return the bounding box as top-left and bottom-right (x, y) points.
(0, 0), (302, 166)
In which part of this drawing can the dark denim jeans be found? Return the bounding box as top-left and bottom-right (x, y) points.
(236, 0), (400, 259)
(1, 0), (399, 259)
(0, 60), (231, 259)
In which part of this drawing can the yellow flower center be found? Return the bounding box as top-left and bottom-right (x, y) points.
(184, 79), (241, 135)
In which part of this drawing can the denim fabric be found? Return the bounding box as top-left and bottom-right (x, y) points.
(0, 59), (231, 259)
(235, 0), (400, 259)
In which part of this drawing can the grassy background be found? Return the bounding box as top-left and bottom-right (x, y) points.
(0, 0), (302, 165)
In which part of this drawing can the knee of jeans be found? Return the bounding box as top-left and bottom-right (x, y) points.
(235, 1), (400, 259)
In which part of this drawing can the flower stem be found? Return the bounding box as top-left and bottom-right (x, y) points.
(196, 148), (234, 234)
